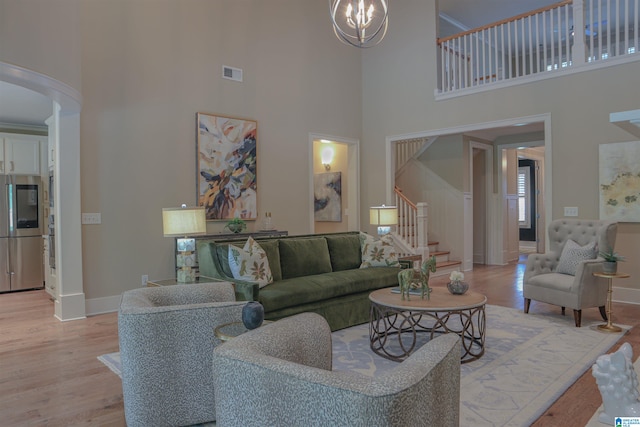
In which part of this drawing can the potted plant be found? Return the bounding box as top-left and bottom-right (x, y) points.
(225, 218), (246, 234)
(599, 247), (625, 274)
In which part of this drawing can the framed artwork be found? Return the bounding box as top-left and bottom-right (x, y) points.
(599, 140), (640, 222)
(196, 113), (257, 220)
(314, 172), (342, 222)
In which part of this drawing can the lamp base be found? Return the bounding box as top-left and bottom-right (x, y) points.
(176, 238), (197, 283)
(377, 226), (391, 235)
(177, 267), (196, 283)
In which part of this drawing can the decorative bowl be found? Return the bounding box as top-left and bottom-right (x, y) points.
(447, 281), (469, 295)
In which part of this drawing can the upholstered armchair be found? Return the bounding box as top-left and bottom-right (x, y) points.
(118, 282), (245, 427)
(212, 312), (461, 427)
(523, 219), (618, 327)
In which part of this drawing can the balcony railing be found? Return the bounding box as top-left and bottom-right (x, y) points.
(437, 0), (639, 95)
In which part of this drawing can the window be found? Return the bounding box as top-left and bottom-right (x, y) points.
(518, 166), (531, 228)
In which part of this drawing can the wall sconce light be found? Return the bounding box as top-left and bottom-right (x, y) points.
(369, 204), (398, 235)
(162, 204), (207, 283)
(321, 145), (334, 171)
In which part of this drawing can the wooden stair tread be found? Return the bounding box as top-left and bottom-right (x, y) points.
(436, 260), (461, 269)
(431, 250), (450, 256)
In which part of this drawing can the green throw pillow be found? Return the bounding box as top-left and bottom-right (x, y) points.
(359, 232), (399, 268)
(228, 237), (274, 287)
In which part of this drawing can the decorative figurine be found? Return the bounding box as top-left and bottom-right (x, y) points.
(397, 255), (436, 301)
(592, 342), (640, 425)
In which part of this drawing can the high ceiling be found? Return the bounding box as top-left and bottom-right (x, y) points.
(0, 0), (554, 132)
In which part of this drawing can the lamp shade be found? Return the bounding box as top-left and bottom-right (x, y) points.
(162, 206), (207, 237)
(369, 205), (398, 225)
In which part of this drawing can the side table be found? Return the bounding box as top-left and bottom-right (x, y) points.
(593, 271), (630, 333)
(215, 320), (272, 342)
(146, 275), (227, 287)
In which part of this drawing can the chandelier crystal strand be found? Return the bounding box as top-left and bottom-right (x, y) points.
(329, 0), (388, 48)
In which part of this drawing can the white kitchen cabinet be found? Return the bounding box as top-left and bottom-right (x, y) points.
(0, 134), (41, 175)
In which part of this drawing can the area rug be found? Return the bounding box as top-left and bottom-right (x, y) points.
(100, 304), (628, 426)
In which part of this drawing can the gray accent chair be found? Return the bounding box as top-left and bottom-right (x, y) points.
(118, 282), (245, 427)
(523, 219), (617, 327)
(212, 312), (461, 427)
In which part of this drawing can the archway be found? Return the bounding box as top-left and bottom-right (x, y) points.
(0, 61), (85, 321)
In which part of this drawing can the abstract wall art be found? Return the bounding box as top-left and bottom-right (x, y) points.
(314, 172), (342, 222)
(196, 113), (257, 220)
(599, 140), (640, 222)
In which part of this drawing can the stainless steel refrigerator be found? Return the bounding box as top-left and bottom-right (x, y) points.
(0, 175), (44, 293)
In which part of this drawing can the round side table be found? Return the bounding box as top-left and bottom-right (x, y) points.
(215, 320), (272, 342)
(593, 271), (630, 333)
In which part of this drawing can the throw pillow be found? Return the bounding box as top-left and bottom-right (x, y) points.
(359, 232), (399, 268)
(228, 237), (274, 288)
(556, 239), (597, 275)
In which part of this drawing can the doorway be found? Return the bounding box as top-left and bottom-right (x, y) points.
(0, 61), (85, 321)
(471, 143), (491, 265)
(308, 134), (360, 233)
(518, 158), (537, 242)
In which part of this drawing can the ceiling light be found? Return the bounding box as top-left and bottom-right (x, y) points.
(329, 0), (389, 48)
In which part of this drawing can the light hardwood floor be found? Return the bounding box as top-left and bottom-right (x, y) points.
(1, 256), (639, 426)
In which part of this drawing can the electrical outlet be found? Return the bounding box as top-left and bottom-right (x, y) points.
(141, 275), (148, 287)
(564, 207), (578, 217)
(81, 213), (102, 224)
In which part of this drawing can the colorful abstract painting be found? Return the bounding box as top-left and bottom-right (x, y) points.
(599, 140), (640, 222)
(197, 113), (257, 220)
(314, 172), (342, 222)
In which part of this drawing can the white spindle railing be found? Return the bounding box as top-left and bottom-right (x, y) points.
(438, 0), (639, 94)
(395, 138), (425, 171)
(394, 187), (430, 260)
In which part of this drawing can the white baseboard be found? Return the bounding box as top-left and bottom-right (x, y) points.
(612, 286), (640, 306)
(85, 295), (121, 316)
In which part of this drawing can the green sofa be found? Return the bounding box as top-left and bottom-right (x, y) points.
(197, 231), (400, 331)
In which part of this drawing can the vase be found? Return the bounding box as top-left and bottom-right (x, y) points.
(603, 261), (617, 274)
(447, 280), (469, 295)
(227, 223), (244, 233)
(242, 301), (264, 330)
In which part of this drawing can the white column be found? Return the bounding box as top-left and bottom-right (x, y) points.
(54, 106), (85, 321)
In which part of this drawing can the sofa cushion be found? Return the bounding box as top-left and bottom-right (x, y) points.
(215, 244), (235, 278)
(325, 234), (362, 271)
(279, 238), (333, 279)
(258, 267), (400, 312)
(228, 237), (273, 288)
(556, 239), (597, 275)
(359, 233), (399, 268)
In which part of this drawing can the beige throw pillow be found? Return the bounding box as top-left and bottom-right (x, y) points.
(359, 232), (399, 268)
(228, 237), (274, 287)
(556, 239), (597, 276)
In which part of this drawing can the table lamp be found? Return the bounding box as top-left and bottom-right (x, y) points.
(369, 205), (397, 235)
(162, 204), (207, 283)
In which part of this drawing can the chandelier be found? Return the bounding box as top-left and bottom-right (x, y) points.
(329, 0), (389, 48)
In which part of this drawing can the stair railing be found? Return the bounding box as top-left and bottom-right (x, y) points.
(394, 186), (430, 260)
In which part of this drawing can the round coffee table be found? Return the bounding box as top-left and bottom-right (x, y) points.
(369, 287), (486, 363)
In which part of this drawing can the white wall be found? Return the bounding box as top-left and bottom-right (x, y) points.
(1, 0), (363, 306)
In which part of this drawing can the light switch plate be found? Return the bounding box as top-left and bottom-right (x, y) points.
(82, 213), (102, 224)
(564, 207), (578, 217)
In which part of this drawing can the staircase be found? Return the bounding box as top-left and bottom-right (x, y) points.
(392, 138), (462, 277)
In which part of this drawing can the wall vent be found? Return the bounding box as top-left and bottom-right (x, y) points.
(222, 65), (243, 82)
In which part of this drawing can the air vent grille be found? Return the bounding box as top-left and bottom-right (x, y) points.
(222, 65), (243, 82)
